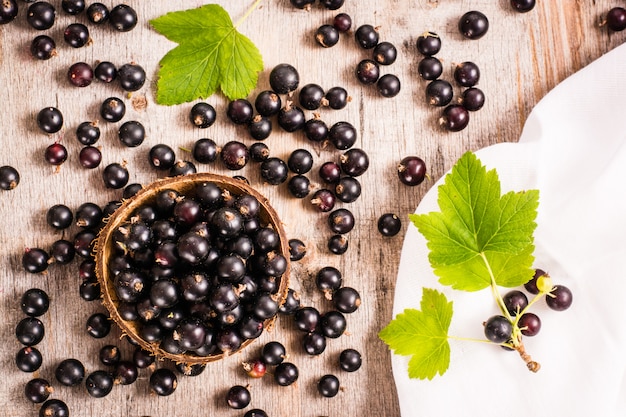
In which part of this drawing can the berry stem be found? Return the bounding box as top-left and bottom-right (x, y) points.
(479, 252), (513, 323)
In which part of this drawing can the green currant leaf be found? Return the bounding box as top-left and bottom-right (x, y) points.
(410, 152), (539, 291)
(150, 4), (263, 105)
(379, 288), (452, 380)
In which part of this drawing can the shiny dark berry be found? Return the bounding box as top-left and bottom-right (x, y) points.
(426, 79), (453, 107)
(94, 61), (117, 83)
(22, 248), (50, 273)
(0, 0), (17, 24)
(373, 41), (397, 65)
(50, 239), (75, 264)
(484, 315), (512, 343)
(226, 385), (251, 409)
(340, 148), (369, 177)
(333, 12), (352, 32)
(260, 157), (288, 185)
(169, 160), (197, 176)
(99, 345), (121, 366)
(519, 312), (541, 336)
(377, 74), (401, 97)
(356, 59), (380, 85)
(37, 107), (63, 134)
(30, 35), (56, 60)
(354, 24), (379, 49)
(311, 188), (335, 212)
(16, 317), (45, 346)
(418, 56), (443, 80)
(220, 140), (249, 170)
(299, 83), (325, 110)
(316, 24), (339, 47)
(319, 161), (341, 184)
(64, 23), (90, 48)
(255, 90), (282, 116)
(248, 115), (272, 140)
(274, 362), (299, 386)
(503, 290), (529, 315)
(606, 7), (626, 31)
(325, 86), (350, 109)
(0, 165), (19, 190)
(86, 2), (108, 24)
(114, 361), (138, 385)
(16, 346), (43, 372)
(287, 148), (313, 174)
(24, 378), (53, 403)
(510, 0), (535, 13)
(294, 306), (320, 333)
(47, 204), (72, 229)
(546, 285), (573, 311)
(109, 4), (137, 31)
(320, 0), (344, 10)
(118, 120), (145, 147)
(249, 142), (270, 162)
(61, 0), (85, 15)
(288, 240), (306, 262)
(73, 229), (97, 258)
(192, 138), (218, 163)
(262, 341), (286, 366)
(333, 286), (361, 313)
(86, 312), (111, 338)
(440, 104), (470, 132)
(44, 143), (68, 165)
(21, 288), (50, 317)
(55, 358), (85, 386)
(39, 399), (69, 417)
(461, 87), (485, 111)
(100, 97), (126, 122)
(149, 144), (176, 170)
(102, 162), (129, 188)
(328, 121), (357, 150)
(524, 268), (545, 294)
(416, 32), (441, 56)
(85, 370), (114, 398)
(454, 61), (480, 87)
(328, 208), (354, 234)
(244, 410), (268, 417)
(277, 104), (305, 132)
(378, 213), (401, 236)
(290, 0), (314, 9)
(78, 146), (100, 169)
(27, 2), (56, 30)
(318, 374), (340, 397)
(304, 118), (329, 142)
(328, 234), (348, 255)
(269, 63), (299, 94)
(118, 62), (146, 91)
(76, 121), (100, 145)
(458, 10), (489, 39)
(339, 348), (362, 371)
(287, 175), (310, 198)
(334, 176), (361, 203)
(397, 156), (427, 186)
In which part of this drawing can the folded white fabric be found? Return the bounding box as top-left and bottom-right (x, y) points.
(391, 42), (626, 417)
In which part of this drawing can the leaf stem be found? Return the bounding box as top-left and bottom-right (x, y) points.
(479, 252), (513, 322)
(448, 335), (494, 345)
(235, 0), (263, 28)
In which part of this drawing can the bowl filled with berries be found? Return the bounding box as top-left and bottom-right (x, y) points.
(95, 173), (290, 364)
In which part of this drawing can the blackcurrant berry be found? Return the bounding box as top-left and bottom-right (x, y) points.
(274, 362), (299, 386)
(290, 0), (314, 9)
(319, 161), (341, 184)
(320, 0), (344, 10)
(86, 312), (111, 338)
(334, 176), (361, 203)
(109, 4), (137, 32)
(149, 144), (176, 170)
(22, 248), (50, 273)
(606, 7), (626, 31)
(61, 0), (85, 15)
(47, 204), (73, 229)
(318, 374), (340, 397)
(255, 90), (282, 116)
(339, 348), (362, 372)
(311, 188), (336, 212)
(226, 385), (251, 409)
(484, 315), (512, 343)
(426, 79), (453, 107)
(21, 288), (50, 317)
(100, 97), (126, 122)
(328, 208), (355, 234)
(377, 213), (401, 236)
(38, 399), (69, 417)
(37, 107), (63, 134)
(24, 378), (53, 403)
(354, 24), (379, 49)
(328, 121), (357, 150)
(546, 285), (573, 311)
(0, 165), (20, 190)
(355, 59), (380, 85)
(315, 24), (339, 47)
(30, 35), (57, 60)
(269, 63), (300, 94)
(328, 234), (349, 255)
(510, 0), (535, 13)
(220, 140), (249, 170)
(262, 341), (286, 366)
(377, 74), (401, 98)
(0, 0), (17, 24)
(460, 87), (485, 111)
(416, 32), (441, 56)
(76, 121), (100, 145)
(85, 370), (114, 398)
(397, 156), (427, 186)
(287, 240), (306, 262)
(102, 162), (130, 189)
(86, 2), (108, 24)
(519, 312), (541, 336)
(454, 61), (480, 87)
(277, 103), (305, 132)
(248, 115), (272, 140)
(440, 104), (470, 132)
(27, 2), (56, 30)
(287, 148), (313, 174)
(55, 358), (85, 386)
(94, 61), (117, 83)
(16, 346), (43, 372)
(118, 62), (146, 91)
(299, 83), (325, 110)
(44, 143), (68, 166)
(333, 13), (352, 32)
(340, 148), (369, 177)
(325, 86), (350, 109)
(304, 118), (329, 142)
(458, 10), (489, 39)
(249, 142), (270, 162)
(118, 120), (145, 147)
(333, 286), (361, 313)
(287, 175), (311, 198)
(373, 41), (397, 65)
(64, 23), (90, 48)
(418, 56), (443, 80)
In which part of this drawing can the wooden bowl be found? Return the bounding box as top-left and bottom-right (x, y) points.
(95, 173), (290, 364)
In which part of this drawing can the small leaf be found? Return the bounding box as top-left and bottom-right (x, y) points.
(150, 4), (263, 105)
(379, 288), (452, 380)
(410, 152), (539, 291)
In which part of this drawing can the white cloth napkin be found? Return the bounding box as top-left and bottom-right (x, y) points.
(391, 42), (626, 417)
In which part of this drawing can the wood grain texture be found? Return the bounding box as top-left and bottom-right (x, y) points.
(1, 1), (624, 416)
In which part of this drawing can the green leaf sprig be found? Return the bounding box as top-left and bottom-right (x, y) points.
(379, 151), (550, 379)
(150, 2), (264, 105)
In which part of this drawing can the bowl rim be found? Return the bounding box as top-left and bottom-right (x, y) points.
(95, 173), (290, 364)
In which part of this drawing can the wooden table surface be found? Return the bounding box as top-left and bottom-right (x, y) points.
(2, 1), (624, 416)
